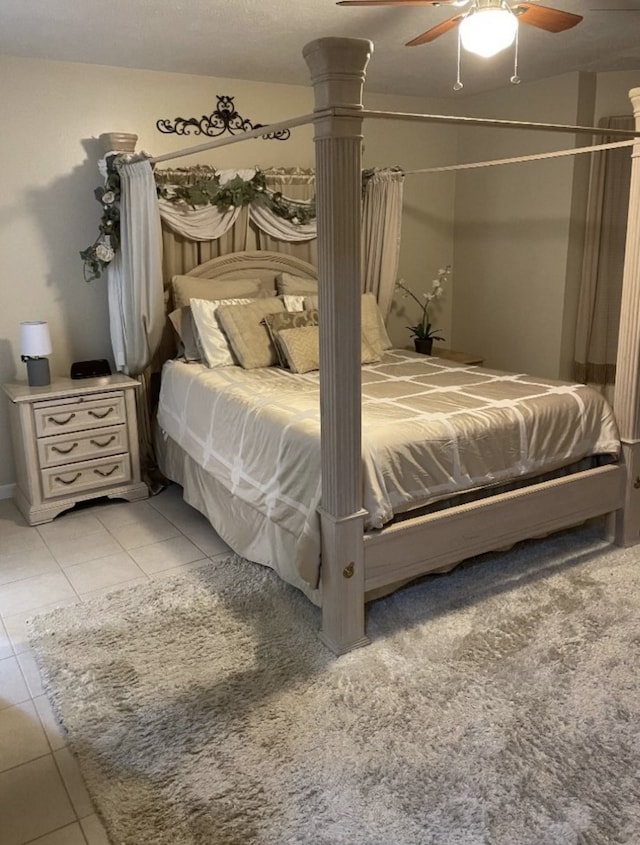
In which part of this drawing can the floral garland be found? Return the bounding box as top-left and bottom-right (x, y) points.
(80, 155), (121, 282)
(80, 160), (317, 282)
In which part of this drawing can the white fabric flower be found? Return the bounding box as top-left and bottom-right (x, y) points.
(95, 242), (115, 263)
(102, 191), (115, 205)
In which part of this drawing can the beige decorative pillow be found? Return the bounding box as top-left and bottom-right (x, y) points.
(276, 325), (381, 374)
(263, 309), (320, 368)
(168, 306), (201, 361)
(189, 297), (257, 368)
(302, 292), (392, 356)
(276, 272), (318, 297)
(215, 297), (286, 369)
(171, 276), (265, 310)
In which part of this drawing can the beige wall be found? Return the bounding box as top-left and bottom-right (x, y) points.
(450, 69), (640, 378)
(595, 71), (640, 120)
(0, 55), (456, 490)
(451, 71), (595, 377)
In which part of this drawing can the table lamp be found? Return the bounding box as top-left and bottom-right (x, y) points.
(20, 321), (52, 386)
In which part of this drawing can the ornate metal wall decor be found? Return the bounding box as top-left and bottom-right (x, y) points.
(156, 95), (290, 141)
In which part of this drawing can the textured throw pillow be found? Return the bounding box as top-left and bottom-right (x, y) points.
(168, 306), (202, 361)
(215, 297), (286, 369)
(263, 309), (320, 368)
(275, 325), (381, 374)
(275, 272), (318, 297)
(302, 292), (392, 356)
(189, 297), (255, 368)
(171, 276), (265, 310)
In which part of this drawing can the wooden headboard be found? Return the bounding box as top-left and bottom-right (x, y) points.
(185, 250), (317, 289)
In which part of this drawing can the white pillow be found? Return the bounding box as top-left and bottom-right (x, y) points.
(189, 297), (253, 368)
(280, 294), (307, 312)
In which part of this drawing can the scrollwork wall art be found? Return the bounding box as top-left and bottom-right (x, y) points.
(156, 95), (290, 141)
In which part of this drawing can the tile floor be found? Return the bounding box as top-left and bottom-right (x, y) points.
(0, 484), (232, 845)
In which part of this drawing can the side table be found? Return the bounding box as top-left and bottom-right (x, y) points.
(2, 374), (149, 525)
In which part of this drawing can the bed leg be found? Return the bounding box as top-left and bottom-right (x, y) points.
(319, 509), (369, 655)
(607, 440), (640, 546)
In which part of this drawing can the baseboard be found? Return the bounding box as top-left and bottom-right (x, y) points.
(0, 483), (15, 500)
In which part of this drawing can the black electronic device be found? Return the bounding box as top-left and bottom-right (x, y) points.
(70, 359), (112, 379)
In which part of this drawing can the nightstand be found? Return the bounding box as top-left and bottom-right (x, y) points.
(431, 347), (484, 366)
(2, 374), (149, 525)
(406, 346), (484, 366)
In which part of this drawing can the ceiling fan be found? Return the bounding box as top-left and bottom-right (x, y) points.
(336, 0), (583, 55)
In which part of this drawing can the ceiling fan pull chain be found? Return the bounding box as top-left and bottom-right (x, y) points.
(453, 28), (464, 91)
(510, 25), (521, 85)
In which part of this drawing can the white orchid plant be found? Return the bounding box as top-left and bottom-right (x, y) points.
(396, 265), (451, 341)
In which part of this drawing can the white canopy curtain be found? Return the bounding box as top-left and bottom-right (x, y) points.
(574, 116), (634, 402)
(361, 169), (404, 318)
(107, 154), (164, 376)
(158, 168), (317, 243)
(157, 167), (318, 281)
(106, 153), (164, 490)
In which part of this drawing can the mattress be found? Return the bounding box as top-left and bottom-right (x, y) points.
(156, 350), (620, 588)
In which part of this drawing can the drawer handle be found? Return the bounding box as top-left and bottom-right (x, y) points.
(93, 465), (119, 478)
(51, 442), (78, 455)
(88, 407), (114, 420)
(48, 413), (75, 426)
(54, 472), (81, 486)
(90, 435), (116, 448)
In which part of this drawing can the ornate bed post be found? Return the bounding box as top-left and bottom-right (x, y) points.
(611, 88), (640, 546)
(303, 37), (373, 654)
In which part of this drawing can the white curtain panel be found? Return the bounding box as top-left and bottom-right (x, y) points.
(248, 201), (317, 241)
(158, 199), (243, 241)
(108, 155), (164, 375)
(361, 170), (404, 317)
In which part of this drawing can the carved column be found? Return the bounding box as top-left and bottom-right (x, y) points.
(303, 37), (373, 653)
(611, 88), (640, 545)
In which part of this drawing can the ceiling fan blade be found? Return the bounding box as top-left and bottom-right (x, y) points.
(336, 0), (454, 6)
(405, 13), (465, 45)
(511, 3), (583, 32)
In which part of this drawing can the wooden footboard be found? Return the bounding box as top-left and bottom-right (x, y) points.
(363, 463), (626, 593)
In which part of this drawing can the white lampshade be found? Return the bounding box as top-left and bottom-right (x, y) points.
(20, 321), (52, 358)
(459, 7), (518, 58)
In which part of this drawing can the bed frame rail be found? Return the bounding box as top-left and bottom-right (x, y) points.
(363, 464), (626, 592)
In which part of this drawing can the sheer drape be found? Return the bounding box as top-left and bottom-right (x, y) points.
(574, 116), (633, 401)
(108, 155), (164, 374)
(106, 154), (164, 490)
(361, 169), (405, 317)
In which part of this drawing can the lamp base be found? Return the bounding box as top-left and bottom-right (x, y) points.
(26, 358), (50, 387)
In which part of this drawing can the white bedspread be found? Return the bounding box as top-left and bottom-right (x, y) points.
(157, 351), (620, 586)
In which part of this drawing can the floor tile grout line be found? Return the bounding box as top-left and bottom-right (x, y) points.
(0, 748), (55, 777)
(21, 818), (89, 845)
(50, 745), (88, 832)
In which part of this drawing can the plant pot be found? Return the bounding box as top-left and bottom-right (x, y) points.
(414, 338), (433, 355)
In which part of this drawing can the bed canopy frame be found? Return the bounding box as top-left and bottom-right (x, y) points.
(110, 38), (640, 654)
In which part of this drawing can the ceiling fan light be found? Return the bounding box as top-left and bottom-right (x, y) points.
(459, 7), (518, 58)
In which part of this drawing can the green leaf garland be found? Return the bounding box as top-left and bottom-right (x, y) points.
(81, 162), (317, 282)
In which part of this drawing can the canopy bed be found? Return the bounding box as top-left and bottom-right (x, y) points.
(101, 38), (640, 654)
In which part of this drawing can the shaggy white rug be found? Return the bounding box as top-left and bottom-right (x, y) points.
(30, 525), (640, 845)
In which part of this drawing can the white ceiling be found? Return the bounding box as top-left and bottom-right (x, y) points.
(1, 0), (640, 99)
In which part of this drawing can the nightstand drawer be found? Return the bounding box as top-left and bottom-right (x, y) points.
(33, 392), (126, 437)
(40, 454), (132, 500)
(37, 424), (128, 468)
